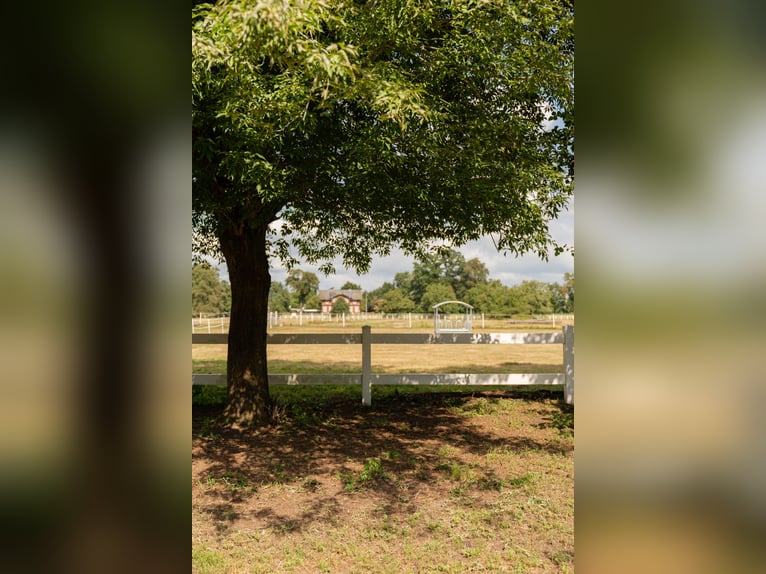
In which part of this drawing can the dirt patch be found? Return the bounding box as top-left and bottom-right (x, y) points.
(192, 390), (573, 573)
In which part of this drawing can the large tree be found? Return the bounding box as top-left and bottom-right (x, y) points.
(465, 279), (513, 314)
(410, 248), (491, 304)
(420, 282), (458, 313)
(410, 249), (465, 307)
(378, 288), (416, 314)
(192, 262), (230, 316)
(457, 257), (490, 299)
(268, 281), (292, 313)
(509, 279), (555, 315)
(193, 0), (573, 425)
(285, 269), (320, 308)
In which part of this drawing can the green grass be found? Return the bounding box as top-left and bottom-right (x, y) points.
(550, 409), (575, 436)
(192, 358), (561, 376)
(192, 359), (227, 374)
(339, 457), (390, 491)
(506, 472), (537, 489)
(192, 545), (227, 574)
(200, 470), (252, 492)
(192, 385), (227, 406)
(359, 457), (388, 483)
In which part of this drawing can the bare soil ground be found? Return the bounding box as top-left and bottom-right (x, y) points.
(192, 389), (573, 573)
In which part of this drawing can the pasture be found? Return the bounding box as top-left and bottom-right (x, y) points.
(192, 319), (574, 573)
(193, 314), (571, 377)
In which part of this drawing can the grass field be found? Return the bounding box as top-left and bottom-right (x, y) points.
(192, 322), (573, 572)
(193, 317), (569, 376)
(193, 343), (563, 377)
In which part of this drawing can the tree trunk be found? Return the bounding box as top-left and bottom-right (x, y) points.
(218, 222), (272, 426)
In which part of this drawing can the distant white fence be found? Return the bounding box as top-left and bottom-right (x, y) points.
(192, 316), (230, 333)
(193, 326), (574, 406)
(194, 312), (574, 331)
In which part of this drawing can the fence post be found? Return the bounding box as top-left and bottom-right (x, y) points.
(563, 325), (574, 405)
(362, 325), (372, 406)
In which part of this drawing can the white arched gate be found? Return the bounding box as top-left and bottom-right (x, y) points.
(433, 300), (474, 335)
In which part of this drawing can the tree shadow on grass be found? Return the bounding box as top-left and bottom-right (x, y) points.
(193, 389), (572, 536)
(530, 397), (575, 436)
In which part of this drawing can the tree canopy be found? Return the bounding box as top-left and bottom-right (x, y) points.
(193, 0), (573, 268)
(340, 281), (361, 290)
(378, 288), (416, 313)
(409, 248), (490, 307)
(330, 297), (350, 314)
(268, 281), (292, 312)
(285, 269), (320, 308)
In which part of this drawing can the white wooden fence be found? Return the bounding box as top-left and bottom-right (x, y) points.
(192, 325), (574, 406)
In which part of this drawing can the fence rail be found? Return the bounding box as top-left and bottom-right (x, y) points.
(192, 325), (574, 405)
(193, 313), (574, 332)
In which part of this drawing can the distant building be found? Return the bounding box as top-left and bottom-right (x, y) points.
(319, 289), (363, 314)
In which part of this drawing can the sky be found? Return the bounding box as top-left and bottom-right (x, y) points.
(215, 203), (574, 291)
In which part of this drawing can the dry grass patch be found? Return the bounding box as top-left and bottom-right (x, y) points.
(193, 389), (573, 573)
(193, 342), (563, 375)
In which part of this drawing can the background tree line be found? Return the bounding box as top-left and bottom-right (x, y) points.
(364, 249), (574, 315)
(194, 249), (573, 317)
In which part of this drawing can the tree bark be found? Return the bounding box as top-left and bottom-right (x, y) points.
(218, 222), (272, 426)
